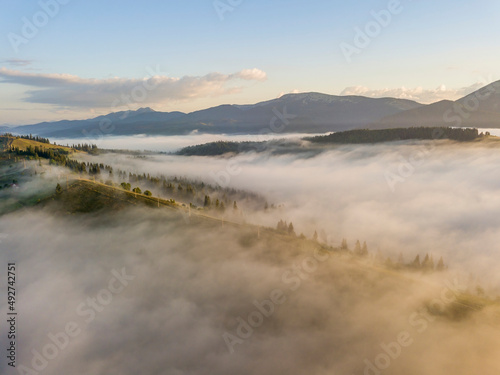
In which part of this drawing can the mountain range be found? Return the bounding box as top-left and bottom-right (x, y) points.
(4, 81), (500, 138)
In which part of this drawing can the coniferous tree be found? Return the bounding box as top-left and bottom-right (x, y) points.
(313, 230), (318, 241)
(354, 240), (361, 255)
(361, 241), (368, 256)
(411, 255), (421, 268)
(204, 195), (211, 207)
(436, 256), (445, 271)
(341, 238), (348, 251)
(55, 183), (63, 194)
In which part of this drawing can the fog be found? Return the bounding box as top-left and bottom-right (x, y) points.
(52, 133), (328, 153)
(2, 138), (500, 375)
(74, 139), (500, 287)
(51, 129), (500, 153)
(0, 206), (499, 375)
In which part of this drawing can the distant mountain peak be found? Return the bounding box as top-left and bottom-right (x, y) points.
(136, 107), (155, 113)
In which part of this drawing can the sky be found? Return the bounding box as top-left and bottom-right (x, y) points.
(1, 0), (500, 125)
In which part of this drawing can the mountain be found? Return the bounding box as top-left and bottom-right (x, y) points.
(375, 81), (500, 129)
(6, 94), (422, 138)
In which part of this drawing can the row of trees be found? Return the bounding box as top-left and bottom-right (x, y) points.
(307, 127), (480, 144)
(70, 143), (99, 153)
(8, 134), (268, 214)
(276, 220), (295, 236)
(20, 134), (51, 144)
(119, 182), (152, 196)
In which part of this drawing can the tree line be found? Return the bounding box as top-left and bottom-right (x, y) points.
(306, 127), (480, 144)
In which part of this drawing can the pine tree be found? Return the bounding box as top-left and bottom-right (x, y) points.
(354, 240), (361, 255)
(361, 241), (368, 257)
(313, 230), (318, 241)
(288, 222), (295, 236)
(341, 239), (348, 251)
(204, 195), (211, 207)
(422, 254), (435, 271)
(436, 256), (445, 271)
(412, 255), (421, 268)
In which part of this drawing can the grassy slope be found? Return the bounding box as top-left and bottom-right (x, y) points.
(40, 179), (498, 322)
(0, 135), (74, 153)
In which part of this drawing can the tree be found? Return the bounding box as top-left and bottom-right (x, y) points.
(422, 254), (434, 270)
(55, 183), (63, 194)
(132, 187), (142, 194)
(121, 182), (131, 191)
(144, 190), (152, 196)
(411, 255), (421, 268)
(341, 239), (348, 251)
(361, 241), (368, 257)
(354, 240), (361, 255)
(436, 256), (445, 271)
(277, 220), (287, 232)
(313, 230), (318, 241)
(233, 201), (238, 210)
(204, 195), (211, 207)
(288, 222), (295, 236)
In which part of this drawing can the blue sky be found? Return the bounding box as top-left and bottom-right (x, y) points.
(1, 0), (499, 124)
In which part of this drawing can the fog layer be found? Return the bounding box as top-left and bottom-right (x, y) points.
(76, 140), (500, 286)
(0, 207), (499, 375)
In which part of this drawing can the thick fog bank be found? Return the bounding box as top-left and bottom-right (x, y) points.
(76, 141), (500, 287)
(0, 208), (499, 375)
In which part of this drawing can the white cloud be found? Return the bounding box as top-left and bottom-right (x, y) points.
(0, 67), (267, 109)
(340, 82), (487, 104)
(277, 88), (301, 98)
(233, 68), (267, 81)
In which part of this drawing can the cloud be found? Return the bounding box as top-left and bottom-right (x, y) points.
(232, 68), (267, 81)
(277, 88), (301, 98)
(0, 67), (267, 109)
(1, 59), (33, 67)
(340, 82), (487, 103)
